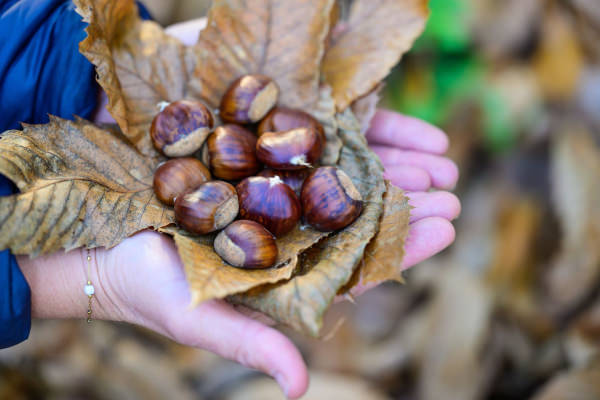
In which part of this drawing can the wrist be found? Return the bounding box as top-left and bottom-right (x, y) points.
(17, 248), (131, 323)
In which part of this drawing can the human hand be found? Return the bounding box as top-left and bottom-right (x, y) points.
(83, 18), (460, 400)
(367, 110), (460, 271)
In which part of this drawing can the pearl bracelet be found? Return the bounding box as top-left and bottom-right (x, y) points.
(84, 248), (95, 323)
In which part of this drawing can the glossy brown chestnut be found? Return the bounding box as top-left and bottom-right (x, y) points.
(257, 107), (325, 142)
(150, 100), (214, 157)
(258, 168), (309, 196)
(219, 75), (279, 124)
(236, 176), (301, 236)
(214, 220), (278, 269)
(203, 124), (260, 180)
(256, 127), (323, 170)
(153, 158), (210, 206)
(174, 181), (238, 234)
(301, 167), (363, 231)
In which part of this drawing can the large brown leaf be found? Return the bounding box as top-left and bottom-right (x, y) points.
(231, 110), (386, 336)
(188, 0), (335, 113)
(0, 117), (173, 256)
(76, 0), (195, 157)
(322, 0), (429, 110)
(168, 225), (329, 305)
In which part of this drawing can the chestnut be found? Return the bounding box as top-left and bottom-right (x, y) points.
(301, 167), (363, 231)
(203, 124), (260, 180)
(258, 168), (309, 196)
(256, 127), (323, 170)
(214, 220), (278, 269)
(258, 107), (325, 142)
(219, 74), (279, 124)
(150, 100), (214, 157)
(153, 158), (211, 206)
(174, 181), (238, 234)
(236, 176), (301, 237)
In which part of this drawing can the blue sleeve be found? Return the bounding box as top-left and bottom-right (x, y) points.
(0, 174), (30, 348)
(0, 1), (151, 348)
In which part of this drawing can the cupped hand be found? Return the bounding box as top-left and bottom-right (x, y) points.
(84, 110), (460, 399)
(84, 18), (461, 400)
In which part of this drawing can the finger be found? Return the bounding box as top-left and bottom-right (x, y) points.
(335, 217), (456, 301)
(383, 165), (431, 192)
(169, 300), (308, 399)
(367, 110), (449, 154)
(164, 18), (208, 46)
(407, 191), (461, 223)
(232, 304), (277, 326)
(401, 217), (456, 270)
(371, 146), (459, 190)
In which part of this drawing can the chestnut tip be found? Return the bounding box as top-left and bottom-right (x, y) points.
(256, 127), (323, 170)
(236, 175), (301, 237)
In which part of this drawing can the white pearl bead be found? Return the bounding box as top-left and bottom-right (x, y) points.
(84, 284), (95, 296)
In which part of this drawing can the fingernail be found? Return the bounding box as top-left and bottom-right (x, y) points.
(274, 372), (290, 398)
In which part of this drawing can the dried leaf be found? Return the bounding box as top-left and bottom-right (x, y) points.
(171, 224), (329, 305)
(226, 371), (388, 400)
(354, 183), (411, 286)
(314, 85), (343, 165)
(351, 84), (384, 134)
(76, 0), (196, 157)
(0, 117), (173, 256)
(418, 267), (496, 400)
(231, 110), (386, 336)
(547, 126), (600, 310)
(533, 7), (584, 101)
(188, 0), (335, 113)
(532, 361), (600, 400)
(322, 0), (429, 110)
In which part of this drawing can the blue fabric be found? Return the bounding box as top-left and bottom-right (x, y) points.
(0, 174), (31, 348)
(0, 0), (151, 348)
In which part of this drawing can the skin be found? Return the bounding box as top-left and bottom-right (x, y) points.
(17, 20), (461, 399)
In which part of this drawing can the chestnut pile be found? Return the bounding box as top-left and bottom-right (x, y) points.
(151, 74), (363, 269)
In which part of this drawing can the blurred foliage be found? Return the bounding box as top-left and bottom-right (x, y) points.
(384, 0), (534, 153)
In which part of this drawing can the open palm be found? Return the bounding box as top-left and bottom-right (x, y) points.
(85, 19), (461, 399)
(93, 108), (460, 399)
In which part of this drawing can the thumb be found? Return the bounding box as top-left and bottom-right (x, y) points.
(165, 300), (309, 399)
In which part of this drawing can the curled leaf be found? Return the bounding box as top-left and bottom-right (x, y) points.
(166, 225), (329, 305)
(348, 182), (411, 288)
(314, 85), (343, 165)
(189, 0), (335, 113)
(76, 0), (196, 157)
(351, 84), (384, 135)
(0, 117), (173, 256)
(322, 0), (429, 110)
(231, 110), (386, 336)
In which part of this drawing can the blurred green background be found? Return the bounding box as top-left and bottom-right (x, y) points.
(2, 0), (600, 399)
